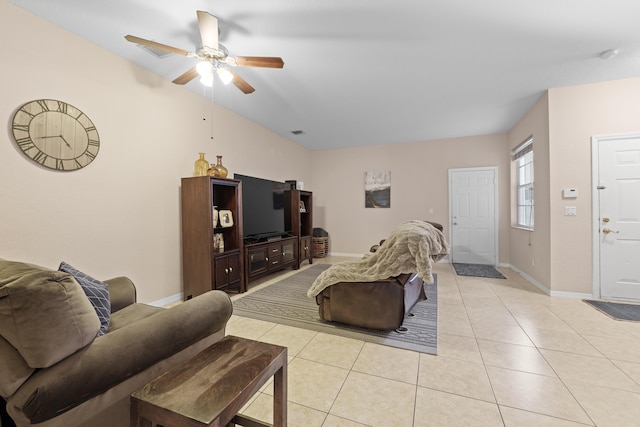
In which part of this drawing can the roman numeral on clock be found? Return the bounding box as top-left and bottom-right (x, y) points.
(56, 101), (68, 113)
(16, 137), (35, 150)
(33, 151), (49, 165)
(12, 123), (29, 132)
(36, 100), (50, 111)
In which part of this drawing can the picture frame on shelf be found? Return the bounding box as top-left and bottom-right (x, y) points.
(213, 233), (224, 252)
(212, 206), (219, 228)
(219, 210), (234, 227)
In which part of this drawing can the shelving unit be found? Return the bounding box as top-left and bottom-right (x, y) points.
(244, 236), (297, 285)
(180, 177), (244, 298)
(284, 189), (313, 266)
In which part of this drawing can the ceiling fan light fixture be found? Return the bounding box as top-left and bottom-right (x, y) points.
(217, 67), (234, 85)
(200, 73), (214, 87)
(196, 60), (213, 77)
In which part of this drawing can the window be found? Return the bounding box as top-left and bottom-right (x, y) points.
(513, 137), (534, 229)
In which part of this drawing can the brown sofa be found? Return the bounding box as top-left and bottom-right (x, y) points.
(0, 259), (232, 427)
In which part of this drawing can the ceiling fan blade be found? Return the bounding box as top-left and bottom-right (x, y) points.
(235, 56), (285, 68)
(172, 67), (199, 85)
(229, 70), (255, 94)
(197, 10), (219, 50)
(124, 35), (190, 56)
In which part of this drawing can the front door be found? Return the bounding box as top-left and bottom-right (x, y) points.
(594, 134), (640, 300)
(449, 167), (498, 265)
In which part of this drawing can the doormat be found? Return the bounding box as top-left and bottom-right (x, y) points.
(583, 299), (640, 322)
(452, 263), (506, 279)
(232, 264), (437, 354)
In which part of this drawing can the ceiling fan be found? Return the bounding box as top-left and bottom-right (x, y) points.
(125, 10), (284, 94)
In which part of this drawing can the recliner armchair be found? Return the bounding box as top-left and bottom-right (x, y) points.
(316, 272), (428, 330)
(312, 220), (447, 330)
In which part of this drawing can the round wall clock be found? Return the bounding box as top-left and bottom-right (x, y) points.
(11, 99), (100, 171)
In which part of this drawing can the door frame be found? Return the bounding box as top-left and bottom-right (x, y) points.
(591, 132), (640, 299)
(448, 166), (499, 265)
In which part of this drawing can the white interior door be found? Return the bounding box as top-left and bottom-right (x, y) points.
(449, 168), (498, 265)
(594, 135), (640, 300)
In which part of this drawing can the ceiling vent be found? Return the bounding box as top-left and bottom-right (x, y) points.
(137, 44), (172, 58)
(291, 130), (305, 135)
(599, 49), (619, 60)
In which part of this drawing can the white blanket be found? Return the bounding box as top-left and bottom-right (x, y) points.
(307, 220), (449, 298)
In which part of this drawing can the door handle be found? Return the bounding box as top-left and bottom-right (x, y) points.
(602, 228), (619, 234)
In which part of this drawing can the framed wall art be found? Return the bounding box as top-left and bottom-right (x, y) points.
(364, 171), (391, 208)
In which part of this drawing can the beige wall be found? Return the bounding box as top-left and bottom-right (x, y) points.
(508, 92), (551, 289)
(5, 1), (640, 300)
(0, 1), (312, 302)
(547, 77), (640, 294)
(507, 77), (640, 295)
(310, 134), (512, 261)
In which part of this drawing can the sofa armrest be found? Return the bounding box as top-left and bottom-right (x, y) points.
(104, 276), (136, 313)
(9, 290), (232, 424)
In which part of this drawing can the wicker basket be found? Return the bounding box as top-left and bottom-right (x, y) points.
(312, 237), (329, 258)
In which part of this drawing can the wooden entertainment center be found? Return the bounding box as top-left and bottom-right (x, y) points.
(180, 176), (313, 298)
(244, 236), (298, 285)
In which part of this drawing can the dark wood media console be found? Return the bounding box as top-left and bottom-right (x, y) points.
(244, 236), (298, 285)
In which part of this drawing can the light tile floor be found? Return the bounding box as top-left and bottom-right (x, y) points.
(224, 256), (640, 427)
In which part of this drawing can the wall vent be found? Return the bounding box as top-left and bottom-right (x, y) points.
(137, 44), (172, 58)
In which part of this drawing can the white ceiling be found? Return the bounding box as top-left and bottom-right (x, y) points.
(11, 0), (640, 150)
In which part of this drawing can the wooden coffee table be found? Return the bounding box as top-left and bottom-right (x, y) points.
(131, 335), (287, 427)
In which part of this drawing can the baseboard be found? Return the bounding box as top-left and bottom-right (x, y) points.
(506, 264), (551, 296)
(326, 252), (363, 258)
(548, 290), (594, 299)
(505, 264), (593, 299)
(149, 293), (183, 307)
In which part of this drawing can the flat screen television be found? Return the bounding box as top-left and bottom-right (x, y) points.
(234, 174), (289, 241)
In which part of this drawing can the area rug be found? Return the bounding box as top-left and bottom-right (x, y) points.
(584, 299), (640, 321)
(232, 264), (437, 354)
(452, 263), (506, 279)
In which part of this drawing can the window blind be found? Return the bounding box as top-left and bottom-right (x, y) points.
(512, 136), (533, 160)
